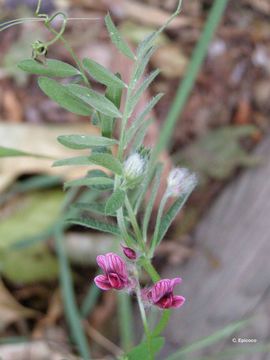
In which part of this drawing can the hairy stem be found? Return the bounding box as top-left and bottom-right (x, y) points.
(136, 286), (153, 360)
(125, 196), (145, 251)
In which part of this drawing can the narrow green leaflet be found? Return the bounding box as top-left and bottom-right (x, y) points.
(88, 153), (123, 175)
(105, 73), (123, 108)
(87, 169), (114, 191)
(0, 146), (52, 159)
(67, 217), (121, 236)
(18, 59), (80, 78)
(73, 202), (116, 217)
(142, 163), (163, 240)
(153, 189), (195, 248)
(64, 176), (114, 189)
(66, 83), (122, 118)
(38, 77), (92, 116)
(105, 13), (135, 60)
(105, 188), (125, 215)
(83, 58), (126, 88)
(131, 118), (153, 152)
(126, 337), (164, 360)
(136, 32), (156, 59)
(100, 74), (123, 138)
(133, 46), (156, 83)
(128, 69), (160, 116)
(54, 153), (122, 171)
(57, 134), (118, 150)
(166, 319), (250, 360)
(125, 93), (163, 146)
(53, 156), (91, 167)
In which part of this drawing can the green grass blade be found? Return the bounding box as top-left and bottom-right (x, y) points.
(80, 277), (101, 318)
(0, 145), (53, 159)
(166, 319), (250, 360)
(196, 343), (270, 360)
(54, 226), (91, 360)
(153, 0), (229, 159)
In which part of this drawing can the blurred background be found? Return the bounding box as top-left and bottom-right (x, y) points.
(0, 0), (270, 359)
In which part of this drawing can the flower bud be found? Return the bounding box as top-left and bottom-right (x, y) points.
(166, 167), (197, 197)
(124, 152), (146, 182)
(121, 245), (137, 260)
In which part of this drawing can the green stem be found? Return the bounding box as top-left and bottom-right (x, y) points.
(141, 258), (172, 337)
(116, 206), (134, 248)
(149, 192), (168, 256)
(141, 257), (160, 282)
(125, 196), (145, 251)
(118, 86), (132, 161)
(136, 287), (153, 360)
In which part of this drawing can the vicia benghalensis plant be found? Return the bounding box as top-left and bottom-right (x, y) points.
(1, 0), (197, 358)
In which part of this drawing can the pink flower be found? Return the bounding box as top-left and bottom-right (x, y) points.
(121, 245), (137, 260)
(94, 253), (130, 290)
(146, 278), (185, 309)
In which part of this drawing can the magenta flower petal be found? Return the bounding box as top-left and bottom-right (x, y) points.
(96, 255), (108, 273)
(172, 295), (185, 308)
(94, 274), (111, 290)
(95, 252), (130, 291)
(108, 273), (125, 289)
(168, 278), (182, 291)
(146, 277), (185, 309)
(106, 253), (128, 278)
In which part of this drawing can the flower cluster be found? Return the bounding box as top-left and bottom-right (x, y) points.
(94, 252), (185, 310)
(94, 253), (130, 290)
(166, 167), (197, 198)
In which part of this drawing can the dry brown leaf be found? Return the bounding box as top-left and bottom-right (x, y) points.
(2, 89), (23, 123)
(0, 280), (37, 331)
(152, 44), (188, 78)
(244, 0), (270, 14)
(0, 123), (110, 192)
